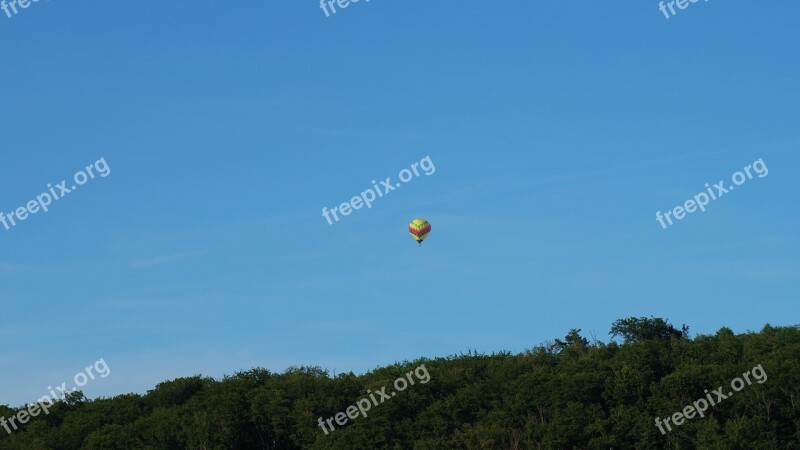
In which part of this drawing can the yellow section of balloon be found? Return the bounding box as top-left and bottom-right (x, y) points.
(408, 219), (431, 244)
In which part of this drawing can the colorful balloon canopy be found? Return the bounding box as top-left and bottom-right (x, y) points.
(408, 219), (431, 246)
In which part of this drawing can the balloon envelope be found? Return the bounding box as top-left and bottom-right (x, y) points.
(408, 219), (431, 244)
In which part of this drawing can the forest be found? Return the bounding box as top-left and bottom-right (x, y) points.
(1, 317), (798, 449)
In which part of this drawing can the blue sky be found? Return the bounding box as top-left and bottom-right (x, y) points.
(1, 1), (798, 405)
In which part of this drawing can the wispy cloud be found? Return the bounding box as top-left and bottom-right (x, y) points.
(745, 267), (800, 280)
(439, 181), (493, 200)
(129, 250), (211, 269)
(105, 298), (198, 310)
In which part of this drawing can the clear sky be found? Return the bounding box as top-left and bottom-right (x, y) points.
(1, 1), (798, 406)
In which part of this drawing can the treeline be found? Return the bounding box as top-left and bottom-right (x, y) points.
(1, 317), (799, 449)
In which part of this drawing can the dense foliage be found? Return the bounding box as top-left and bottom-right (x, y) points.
(2, 318), (798, 449)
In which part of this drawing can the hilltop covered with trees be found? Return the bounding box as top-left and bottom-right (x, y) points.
(1, 317), (798, 449)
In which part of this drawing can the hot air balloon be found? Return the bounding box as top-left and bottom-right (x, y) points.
(408, 219), (431, 246)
